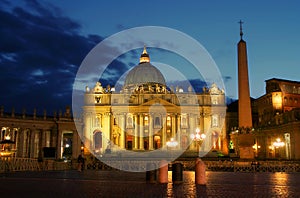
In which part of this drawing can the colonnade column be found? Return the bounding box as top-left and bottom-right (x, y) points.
(16, 128), (24, 157)
(72, 131), (81, 159)
(57, 130), (62, 159)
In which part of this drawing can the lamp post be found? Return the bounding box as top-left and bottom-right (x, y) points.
(166, 138), (178, 150)
(252, 143), (261, 158)
(190, 128), (206, 153)
(273, 138), (285, 159)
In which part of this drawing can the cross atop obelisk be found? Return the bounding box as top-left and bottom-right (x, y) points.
(238, 20), (244, 39)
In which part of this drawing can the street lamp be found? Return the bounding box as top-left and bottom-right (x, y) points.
(252, 143), (261, 157)
(190, 128), (206, 153)
(166, 138), (178, 149)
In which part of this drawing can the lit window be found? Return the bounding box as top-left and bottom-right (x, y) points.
(167, 116), (171, 126)
(144, 116), (149, 126)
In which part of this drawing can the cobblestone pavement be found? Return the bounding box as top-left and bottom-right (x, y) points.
(1, 170), (300, 197)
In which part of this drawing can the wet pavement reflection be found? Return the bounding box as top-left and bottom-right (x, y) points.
(1, 170), (300, 197)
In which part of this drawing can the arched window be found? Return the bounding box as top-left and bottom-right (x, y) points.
(127, 115), (133, 128)
(284, 97), (287, 105)
(155, 116), (161, 127)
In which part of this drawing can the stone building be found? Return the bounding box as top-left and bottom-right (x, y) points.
(82, 47), (227, 157)
(253, 78), (300, 159)
(228, 23), (300, 160)
(0, 106), (82, 160)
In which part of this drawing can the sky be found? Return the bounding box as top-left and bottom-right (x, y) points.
(0, 0), (299, 115)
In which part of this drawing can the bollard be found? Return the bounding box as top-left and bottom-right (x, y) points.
(158, 160), (168, 184)
(195, 157), (206, 185)
(172, 162), (183, 184)
(146, 163), (157, 183)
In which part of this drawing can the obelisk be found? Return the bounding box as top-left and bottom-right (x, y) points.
(237, 20), (254, 159)
(238, 20), (253, 128)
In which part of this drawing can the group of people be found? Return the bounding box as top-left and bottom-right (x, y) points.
(77, 154), (85, 171)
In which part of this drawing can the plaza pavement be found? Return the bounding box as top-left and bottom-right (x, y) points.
(1, 170), (300, 197)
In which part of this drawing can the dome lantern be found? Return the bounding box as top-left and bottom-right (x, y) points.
(139, 45), (150, 64)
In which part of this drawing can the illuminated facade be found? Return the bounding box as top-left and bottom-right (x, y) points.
(82, 47), (227, 156)
(253, 78), (300, 159)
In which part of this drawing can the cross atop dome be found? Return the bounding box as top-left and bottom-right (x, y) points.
(139, 45), (150, 64)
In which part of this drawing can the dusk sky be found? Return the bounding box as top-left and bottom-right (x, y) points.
(1, 0), (299, 115)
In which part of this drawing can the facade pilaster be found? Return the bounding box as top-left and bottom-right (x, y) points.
(139, 114), (144, 150)
(148, 114), (153, 150)
(134, 114), (138, 149)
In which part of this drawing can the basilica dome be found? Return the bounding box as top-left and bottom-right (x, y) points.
(123, 47), (166, 89)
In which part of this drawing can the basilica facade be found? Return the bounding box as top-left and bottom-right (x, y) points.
(82, 47), (227, 156)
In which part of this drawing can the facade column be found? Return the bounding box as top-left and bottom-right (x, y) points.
(134, 114), (138, 149)
(149, 114), (153, 150)
(103, 112), (111, 150)
(203, 114), (210, 151)
(162, 115), (166, 149)
(139, 114), (144, 150)
(200, 112), (204, 133)
(83, 112), (91, 149)
(171, 114), (176, 139)
(120, 114), (125, 149)
(177, 114), (181, 148)
(189, 114), (196, 150)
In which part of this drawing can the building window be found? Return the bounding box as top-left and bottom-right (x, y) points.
(167, 116), (171, 126)
(95, 95), (101, 103)
(212, 96), (218, 105)
(284, 97), (287, 105)
(154, 116), (161, 128)
(45, 131), (51, 147)
(181, 114), (188, 128)
(94, 131), (102, 151)
(127, 115), (133, 128)
(144, 116), (149, 126)
(94, 114), (101, 127)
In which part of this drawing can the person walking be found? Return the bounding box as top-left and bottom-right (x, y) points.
(77, 155), (84, 171)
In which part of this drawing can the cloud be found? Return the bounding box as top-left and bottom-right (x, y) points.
(0, 1), (105, 114)
(223, 76), (232, 83)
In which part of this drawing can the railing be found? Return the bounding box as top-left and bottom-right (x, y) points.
(201, 160), (300, 173)
(0, 157), (70, 173)
(2, 157), (300, 173)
